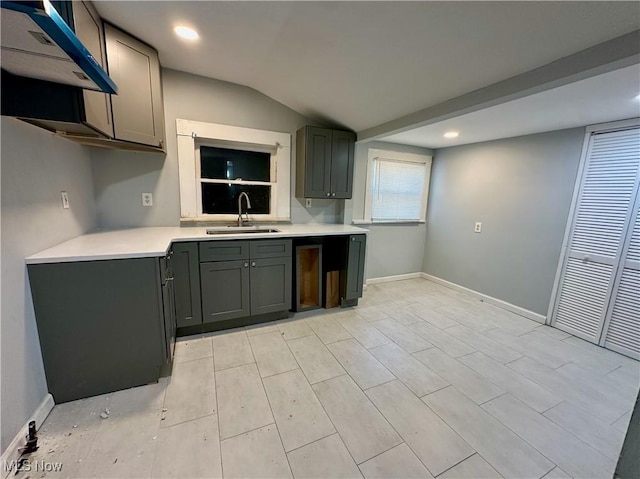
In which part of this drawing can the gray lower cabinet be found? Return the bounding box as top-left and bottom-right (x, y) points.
(172, 242), (202, 328)
(343, 234), (367, 303)
(27, 258), (168, 403)
(200, 259), (251, 322)
(250, 257), (293, 315)
(200, 239), (292, 324)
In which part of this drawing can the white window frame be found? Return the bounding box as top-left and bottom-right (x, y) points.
(361, 148), (432, 224)
(177, 119), (291, 222)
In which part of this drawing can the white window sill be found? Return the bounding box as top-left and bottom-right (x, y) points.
(352, 219), (425, 225)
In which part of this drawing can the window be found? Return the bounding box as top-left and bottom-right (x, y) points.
(176, 119), (291, 222)
(197, 145), (273, 215)
(363, 149), (432, 223)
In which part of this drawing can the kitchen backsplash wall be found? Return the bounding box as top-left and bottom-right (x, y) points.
(1, 118), (97, 452)
(92, 68), (343, 228)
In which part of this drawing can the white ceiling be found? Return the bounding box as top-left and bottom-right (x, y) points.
(380, 65), (640, 149)
(95, 1), (640, 143)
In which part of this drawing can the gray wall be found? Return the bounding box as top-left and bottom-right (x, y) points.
(1, 118), (97, 452)
(423, 128), (585, 315)
(92, 68), (342, 227)
(346, 141), (433, 280)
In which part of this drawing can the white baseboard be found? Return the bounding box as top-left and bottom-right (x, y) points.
(420, 273), (547, 324)
(1, 393), (54, 478)
(366, 272), (423, 285)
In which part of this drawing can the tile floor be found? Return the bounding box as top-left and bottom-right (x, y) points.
(16, 279), (640, 479)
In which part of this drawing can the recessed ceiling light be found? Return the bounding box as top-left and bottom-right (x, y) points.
(443, 131), (459, 138)
(174, 26), (199, 41)
(635, 94), (640, 101)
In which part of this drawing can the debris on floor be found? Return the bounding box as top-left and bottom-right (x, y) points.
(161, 408), (168, 420)
(99, 407), (111, 419)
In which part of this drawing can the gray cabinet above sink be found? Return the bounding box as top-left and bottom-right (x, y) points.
(296, 126), (356, 199)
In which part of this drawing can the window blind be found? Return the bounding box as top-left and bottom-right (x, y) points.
(371, 157), (426, 221)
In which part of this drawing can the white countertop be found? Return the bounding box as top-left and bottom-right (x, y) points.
(26, 224), (368, 264)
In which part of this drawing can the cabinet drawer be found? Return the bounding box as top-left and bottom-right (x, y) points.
(250, 239), (292, 259)
(199, 241), (249, 262)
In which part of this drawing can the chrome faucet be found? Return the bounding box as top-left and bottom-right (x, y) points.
(237, 192), (251, 227)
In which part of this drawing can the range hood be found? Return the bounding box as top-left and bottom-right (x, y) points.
(1, 0), (117, 94)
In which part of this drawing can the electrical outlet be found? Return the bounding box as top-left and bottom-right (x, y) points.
(142, 193), (153, 207)
(305, 198), (313, 208)
(474, 221), (482, 233)
(61, 191), (70, 209)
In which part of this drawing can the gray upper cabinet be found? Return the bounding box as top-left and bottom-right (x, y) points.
(74, 1), (112, 136)
(296, 126), (356, 199)
(105, 24), (165, 148)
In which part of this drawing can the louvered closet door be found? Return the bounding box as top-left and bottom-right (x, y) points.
(552, 128), (640, 343)
(602, 201), (640, 359)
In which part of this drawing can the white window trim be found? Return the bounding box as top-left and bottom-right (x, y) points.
(176, 119), (291, 222)
(355, 148), (432, 225)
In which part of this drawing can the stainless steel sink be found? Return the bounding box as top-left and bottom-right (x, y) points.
(206, 227), (281, 235)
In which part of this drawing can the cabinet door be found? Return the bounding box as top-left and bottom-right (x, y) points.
(250, 257), (292, 315)
(330, 130), (356, 199)
(345, 235), (366, 301)
(305, 127), (332, 198)
(105, 24), (165, 147)
(161, 278), (176, 362)
(172, 242), (202, 328)
(201, 260), (250, 323)
(74, 1), (112, 136)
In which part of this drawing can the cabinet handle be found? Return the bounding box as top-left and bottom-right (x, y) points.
(244, 262), (248, 268)
(332, 193), (336, 197)
(326, 192), (331, 197)
(251, 262), (256, 267)
(351, 237), (355, 241)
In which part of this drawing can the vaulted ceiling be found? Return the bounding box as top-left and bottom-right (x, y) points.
(96, 1), (640, 147)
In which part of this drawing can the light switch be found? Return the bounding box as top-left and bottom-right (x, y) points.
(61, 191), (70, 209)
(142, 193), (153, 207)
(305, 198), (313, 208)
(474, 222), (482, 233)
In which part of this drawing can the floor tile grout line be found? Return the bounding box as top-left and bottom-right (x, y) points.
(283, 431), (337, 456)
(353, 441), (406, 467)
(279, 333), (366, 473)
(219, 421), (276, 443)
(324, 337), (397, 392)
(211, 335), (230, 479)
(213, 359), (256, 373)
(172, 353), (214, 365)
(158, 411), (217, 431)
(308, 381), (377, 471)
(432, 451), (480, 478)
(478, 393), (607, 475)
(538, 401), (626, 461)
(361, 381), (453, 476)
(266, 418), (295, 477)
